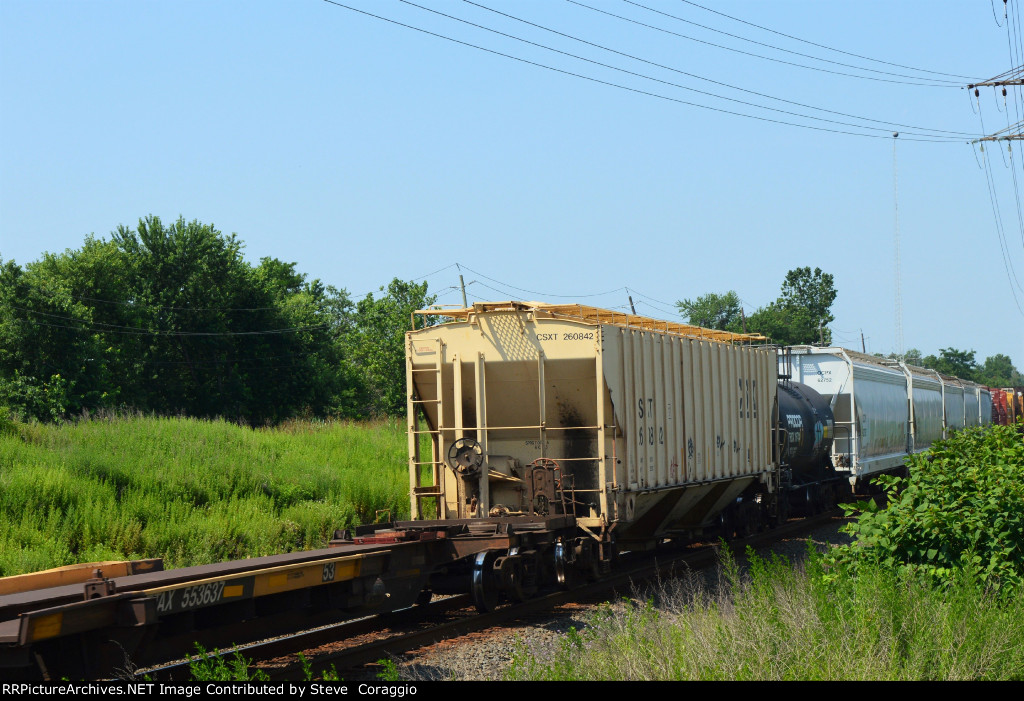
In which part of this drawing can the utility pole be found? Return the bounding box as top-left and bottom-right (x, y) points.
(968, 68), (1024, 143)
(459, 274), (468, 308)
(740, 308), (748, 334)
(628, 295), (637, 315)
(860, 329), (866, 354)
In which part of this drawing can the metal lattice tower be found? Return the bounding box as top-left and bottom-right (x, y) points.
(893, 134), (904, 358)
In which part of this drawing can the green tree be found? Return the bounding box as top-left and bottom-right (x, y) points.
(1, 216), (368, 423)
(975, 354), (1024, 387)
(347, 279), (436, 416)
(746, 267), (837, 345)
(919, 348), (978, 380)
(903, 348), (923, 364)
(676, 291), (743, 331)
(0, 239), (134, 418)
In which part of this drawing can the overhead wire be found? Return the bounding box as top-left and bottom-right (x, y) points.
(321, 1), (966, 142)
(11, 307), (332, 336)
(411, 262), (460, 281)
(456, 263), (627, 299)
(994, 0), (1007, 28)
(569, 0), (967, 87)
(624, 286), (681, 310)
(27, 261), (461, 312)
(1000, 2), (1024, 248)
(400, 0), (967, 140)
(632, 298), (684, 319)
(675, 0), (981, 80)
(975, 95), (1024, 313)
(462, 0), (976, 138)
(1011, 0), (1024, 179)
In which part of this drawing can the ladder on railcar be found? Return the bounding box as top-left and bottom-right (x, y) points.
(407, 337), (445, 520)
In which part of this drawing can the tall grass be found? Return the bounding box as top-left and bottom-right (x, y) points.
(507, 548), (1024, 681)
(0, 415), (412, 575)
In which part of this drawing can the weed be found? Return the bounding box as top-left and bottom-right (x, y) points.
(0, 416), (411, 574)
(376, 658), (401, 682)
(186, 644), (269, 681)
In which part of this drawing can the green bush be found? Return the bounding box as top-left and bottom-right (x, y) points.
(830, 424), (1024, 591)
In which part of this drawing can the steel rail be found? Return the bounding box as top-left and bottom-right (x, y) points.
(233, 511), (846, 680)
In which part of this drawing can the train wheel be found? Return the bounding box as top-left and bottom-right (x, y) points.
(574, 538), (601, 581)
(719, 507), (737, 540)
(554, 538), (571, 589)
(471, 550), (501, 612)
(817, 483), (834, 512)
(495, 554), (526, 602)
(804, 485), (820, 515)
(835, 479), (853, 504)
(774, 491), (791, 526)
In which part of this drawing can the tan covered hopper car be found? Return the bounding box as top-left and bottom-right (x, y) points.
(406, 302), (776, 547)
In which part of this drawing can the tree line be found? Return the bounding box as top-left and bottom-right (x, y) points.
(677, 267), (1023, 387)
(677, 267), (838, 345)
(897, 348), (1023, 388)
(0, 216), (434, 423)
(4, 223), (1019, 425)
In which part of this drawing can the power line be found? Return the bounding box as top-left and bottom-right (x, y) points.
(411, 262), (460, 281)
(28, 261), (459, 312)
(11, 309), (332, 337)
(673, 0), (980, 81)
(403, 0), (966, 139)
(624, 286), (681, 309)
(975, 103), (1024, 313)
(33, 288), (284, 312)
(571, 0), (967, 87)
(321, 1), (967, 142)
(457, 263), (628, 298)
(463, 0), (976, 138)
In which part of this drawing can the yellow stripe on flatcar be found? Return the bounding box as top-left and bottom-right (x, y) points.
(252, 560), (360, 596)
(143, 554), (365, 599)
(28, 613), (63, 642)
(0, 559), (162, 596)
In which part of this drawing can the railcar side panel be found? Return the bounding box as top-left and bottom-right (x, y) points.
(908, 373), (944, 451)
(964, 385), (980, 427)
(943, 381), (966, 434)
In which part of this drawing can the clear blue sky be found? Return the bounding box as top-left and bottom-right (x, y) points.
(2, 1), (1023, 365)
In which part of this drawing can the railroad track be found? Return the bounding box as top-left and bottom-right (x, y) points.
(148, 510), (845, 682)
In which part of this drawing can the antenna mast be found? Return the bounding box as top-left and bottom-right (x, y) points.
(893, 133), (904, 358)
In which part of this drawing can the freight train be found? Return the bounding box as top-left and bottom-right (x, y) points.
(0, 301), (1002, 677)
(373, 301), (993, 609)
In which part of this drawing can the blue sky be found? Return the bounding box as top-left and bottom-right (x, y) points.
(2, 1), (1023, 365)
